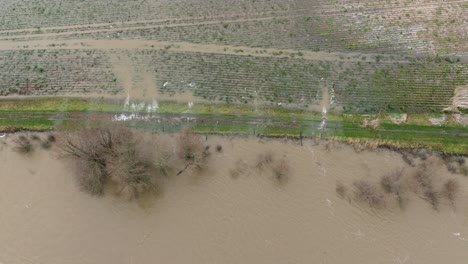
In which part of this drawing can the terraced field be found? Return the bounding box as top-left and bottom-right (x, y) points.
(0, 0), (466, 152)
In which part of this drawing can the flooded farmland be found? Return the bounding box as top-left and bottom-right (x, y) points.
(0, 0), (467, 263)
(1, 135), (467, 264)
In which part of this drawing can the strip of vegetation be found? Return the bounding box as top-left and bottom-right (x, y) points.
(0, 98), (466, 154)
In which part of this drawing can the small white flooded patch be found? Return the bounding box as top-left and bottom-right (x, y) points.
(113, 113), (160, 122)
(318, 106), (328, 130)
(389, 113), (408, 124)
(146, 100), (159, 112)
(428, 115), (446, 126)
(152, 100), (159, 110)
(123, 94), (130, 111)
(163, 81), (169, 87)
(0, 133), (6, 138)
(182, 102), (195, 114)
(114, 96), (161, 122)
(329, 88), (336, 105)
(188, 82), (196, 87)
(130, 102), (146, 112)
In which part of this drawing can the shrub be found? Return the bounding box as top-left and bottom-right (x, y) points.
(412, 166), (433, 191)
(353, 180), (385, 208)
(152, 137), (173, 176)
(216, 145), (223, 152)
(30, 134), (40, 141)
(109, 139), (156, 199)
(73, 158), (107, 196)
(461, 166), (468, 176)
(59, 125), (169, 198)
(176, 128), (208, 171)
(40, 133), (56, 150)
(335, 182), (347, 198)
(229, 159), (249, 179)
(424, 189), (439, 210)
(271, 158), (290, 183)
(255, 151), (274, 169)
(446, 162), (458, 174)
(380, 169), (404, 194)
(401, 152), (415, 167)
(40, 140), (51, 149)
(13, 135), (34, 154)
(442, 179), (460, 205)
(47, 134), (56, 143)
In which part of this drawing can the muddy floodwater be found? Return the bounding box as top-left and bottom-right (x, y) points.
(1, 136), (468, 264)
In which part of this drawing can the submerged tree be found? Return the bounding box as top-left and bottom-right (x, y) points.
(58, 125), (169, 198)
(175, 128), (210, 175)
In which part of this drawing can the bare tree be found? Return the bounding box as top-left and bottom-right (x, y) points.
(254, 151), (274, 169)
(13, 135), (34, 154)
(442, 179), (460, 206)
(58, 125), (170, 198)
(353, 180), (385, 208)
(336, 182), (347, 198)
(175, 128), (209, 175)
(271, 158), (290, 183)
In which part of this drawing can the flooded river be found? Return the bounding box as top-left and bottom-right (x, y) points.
(1, 136), (467, 264)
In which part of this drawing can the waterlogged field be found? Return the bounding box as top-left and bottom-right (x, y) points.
(0, 0), (466, 112)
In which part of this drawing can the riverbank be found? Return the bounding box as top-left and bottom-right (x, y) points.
(0, 97), (467, 154)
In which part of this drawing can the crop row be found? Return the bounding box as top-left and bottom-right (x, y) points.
(1, 0), (464, 54)
(0, 48), (466, 113)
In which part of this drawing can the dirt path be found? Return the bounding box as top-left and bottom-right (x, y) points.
(0, 39), (412, 63)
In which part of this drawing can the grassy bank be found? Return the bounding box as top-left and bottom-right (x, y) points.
(0, 97), (466, 154)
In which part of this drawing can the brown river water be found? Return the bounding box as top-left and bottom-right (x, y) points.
(1, 135), (467, 264)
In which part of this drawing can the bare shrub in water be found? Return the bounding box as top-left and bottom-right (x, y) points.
(59, 125), (170, 198)
(381, 169), (404, 194)
(13, 135), (34, 154)
(47, 134), (56, 143)
(353, 180), (385, 208)
(40, 133), (56, 149)
(462, 166), (468, 176)
(442, 179), (460, 206)
(73, 157), (107, 196)
(107, 134), (159, 199)
(412, 165), (441, 210)
(271, 158), (291, 183)
(335, 182), (347, 198)
(446, 162), (458, 174)
(412, 165), (434, 192)
(216, 144), (223, 153)
(380, 169), (411, 209)
(424, 189), (440, 210)
(255, 151), (274, 169)
(59, 126), (125, 195)
(30, 134), (40, 141)
(153, 137), (173, 177)
(229, 159), (249, 179)
(176, 128), (210, 174)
